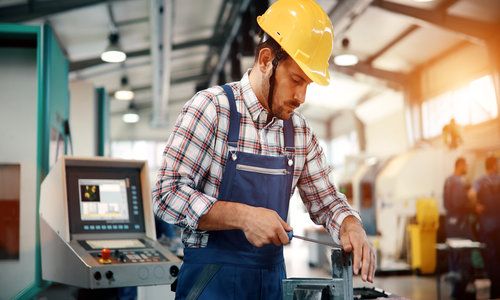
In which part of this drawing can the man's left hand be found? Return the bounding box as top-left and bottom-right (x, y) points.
(339, 216), (376, 283)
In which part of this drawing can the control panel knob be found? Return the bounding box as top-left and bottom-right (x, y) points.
(105, 271), (114, 280)
(94, 271), (102, 281)
(102, 248), (111, 260)
(170, 265), (179, 277)
(99, 248), (112, 264)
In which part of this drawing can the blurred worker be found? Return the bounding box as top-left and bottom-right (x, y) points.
(472, 156), (500, 298)
(442, 118), (463, 150)
(152, 0), (375, 299)
(444, 157), (478, 299)
(443, 157), (475, 239)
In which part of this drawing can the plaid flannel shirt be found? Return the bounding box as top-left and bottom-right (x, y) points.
(152, 72), (360, 248)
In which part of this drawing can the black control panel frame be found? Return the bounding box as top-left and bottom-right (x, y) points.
(66, 166), (146, 235)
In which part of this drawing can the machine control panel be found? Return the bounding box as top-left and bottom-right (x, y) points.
(40, 158), (182, 289)
(90, 247), (167, 264)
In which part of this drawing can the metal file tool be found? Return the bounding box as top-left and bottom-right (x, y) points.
(287, 230), (341, 249)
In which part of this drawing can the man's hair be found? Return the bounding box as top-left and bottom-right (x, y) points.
(254, 31), (289, 63)
(485, 156), (497, 171)
(455, 157), (466, 168)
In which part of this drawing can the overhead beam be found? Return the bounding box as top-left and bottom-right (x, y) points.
(328, 0), (374, 39)
(71, 60), (150, 80)
(149, 0), (171, 127)
(69, 37), (217, 71)
(371, 0), (499, 44)
(413, 40), (469, 73)
(116, 17), (149, 27)
(436, 0), (460, 11)
(172, 73), (209, 85)
(0, 0), (107, 22)
(71, 60), (204, 83)
(335, 61), (408, 87)
(208, 0), (251, 86)
(201, 0), (231, 76)
(365, 24), (419, 65)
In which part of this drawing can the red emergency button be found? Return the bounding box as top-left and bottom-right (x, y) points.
(99, 248), (112, 264)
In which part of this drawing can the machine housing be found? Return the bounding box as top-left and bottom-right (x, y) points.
(40, 156), (181, 289)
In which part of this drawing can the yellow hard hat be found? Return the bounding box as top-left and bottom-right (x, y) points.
(257, 0), (334, 86)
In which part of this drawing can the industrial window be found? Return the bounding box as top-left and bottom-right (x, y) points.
(422, 75), (498, 139)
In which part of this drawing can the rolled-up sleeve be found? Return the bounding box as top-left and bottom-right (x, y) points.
(152, 92), (218, 230)
(297, 130), (361, 244)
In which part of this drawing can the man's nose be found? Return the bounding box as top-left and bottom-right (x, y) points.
(295, 89), (306, 104)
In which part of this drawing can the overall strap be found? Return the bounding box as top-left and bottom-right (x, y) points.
(283, 119), (294, 149)
(283, 119), (295, 199)
(186, 264), (222, 300)
(221, 84), (241, 144)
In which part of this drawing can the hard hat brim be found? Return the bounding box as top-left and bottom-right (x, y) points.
(295, 59), (330, 86)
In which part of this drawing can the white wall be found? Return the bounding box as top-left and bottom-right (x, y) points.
(332, 110), (358, 137)
(365, 109), (409, 157)
(421, 43), (490, 100)
(111, 110), (176, 141)
(306, 117), (328, 140)
(69, 80), (97, 156)
(0, 47), (38, 300)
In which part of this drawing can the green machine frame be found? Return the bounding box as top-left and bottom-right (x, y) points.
(0, 23), (69, 299)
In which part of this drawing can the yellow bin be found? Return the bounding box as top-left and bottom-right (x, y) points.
(408, 198), (439, 274)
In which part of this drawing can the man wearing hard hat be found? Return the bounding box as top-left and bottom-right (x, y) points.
(153, 0), (376, 298)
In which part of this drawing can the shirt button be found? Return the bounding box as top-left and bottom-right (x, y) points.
(288, 159), (293, 166)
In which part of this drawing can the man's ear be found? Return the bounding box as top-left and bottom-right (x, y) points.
(257, 47), (274, 75)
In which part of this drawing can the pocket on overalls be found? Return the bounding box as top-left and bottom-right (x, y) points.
(229, 164), (288, 208)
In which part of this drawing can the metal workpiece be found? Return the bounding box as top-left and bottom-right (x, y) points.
(331, 248), (354, 300)
(282, 249), (353, 300)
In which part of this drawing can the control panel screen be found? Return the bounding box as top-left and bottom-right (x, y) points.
(86, 239), (145, 249)
(79, 179), (129, 222)
(66, 166), (146, 235)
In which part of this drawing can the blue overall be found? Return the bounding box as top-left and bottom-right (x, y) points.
(476, 174), (500, 298)
(175, 85), (295, 300)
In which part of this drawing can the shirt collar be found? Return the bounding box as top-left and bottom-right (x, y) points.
(240, 70), (282, 127)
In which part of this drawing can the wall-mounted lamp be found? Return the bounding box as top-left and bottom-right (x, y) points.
(101, 32), (126, 63)
(114, 76), (134, 101)
(122, 102), (140, 123)
(333, 38), (359, 67)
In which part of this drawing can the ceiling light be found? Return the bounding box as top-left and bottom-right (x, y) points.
(114, 76), (134, 100)
(122, 113), (139, 123)
(122, 102), (140, 123)
(334, 54), (359, 66)
(333, 38), (359, 67)
(101, 32), (126, 63)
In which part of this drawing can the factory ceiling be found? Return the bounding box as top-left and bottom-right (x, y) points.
(1, 0), (499, 130)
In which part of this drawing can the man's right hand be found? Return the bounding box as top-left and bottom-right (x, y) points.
(241, 206), (292, 247)
(198, 201), (292, 247)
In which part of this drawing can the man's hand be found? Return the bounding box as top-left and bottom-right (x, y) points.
(198, 201), (292, 247)
(340, 216), (376, 283)
(242, 206), (292, 247)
